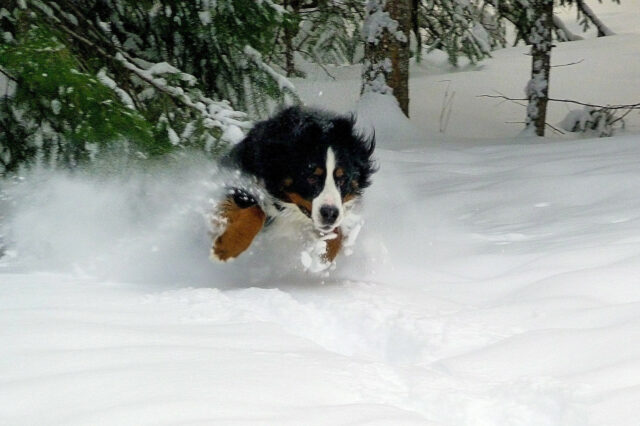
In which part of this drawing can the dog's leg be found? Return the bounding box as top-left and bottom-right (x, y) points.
(210, 194), (266, 262)
(323, 227), (343, 263)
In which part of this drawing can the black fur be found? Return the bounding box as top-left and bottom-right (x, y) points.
(225, 106), (376, 209)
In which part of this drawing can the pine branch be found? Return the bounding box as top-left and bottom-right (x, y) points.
(47, 14), (249, 130)
(576, 0), (615, 37)
(552, 15), (584, 41)
(296, 50), (337, 80)
(116, 53), (250, 130)
(0, 67), (18, 83)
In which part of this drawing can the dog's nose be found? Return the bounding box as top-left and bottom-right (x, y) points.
(319, 205), (339, 224)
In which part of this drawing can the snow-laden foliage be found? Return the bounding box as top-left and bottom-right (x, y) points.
(288, 0), (364, 68)
(414, 0), (499, 66)
(483, 0), (619, 46)
(281, 0), (509, 71)
(568, 0), (617, 37)
(560, 106), (622, 137)
(0, 0), (297, 174)
(0, 25), (157, 171)
(361, 0), (411, 116)
(361, 0), (396, 97)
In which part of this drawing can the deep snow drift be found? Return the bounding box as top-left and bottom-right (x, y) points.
(3, 135), (640, 425)
(2, 2), (640, 425)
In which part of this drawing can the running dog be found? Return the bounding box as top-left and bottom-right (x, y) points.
(210, 106), (376, 266)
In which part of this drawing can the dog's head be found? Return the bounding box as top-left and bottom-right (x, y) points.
(232, 106), (376, 232)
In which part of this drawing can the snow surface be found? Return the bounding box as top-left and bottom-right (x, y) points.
(2, 2), (640, 425)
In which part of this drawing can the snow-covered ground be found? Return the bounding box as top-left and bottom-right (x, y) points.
(2, 2), (640, 425)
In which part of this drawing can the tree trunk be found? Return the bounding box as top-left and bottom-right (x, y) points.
(412, 0), (421, 62)
(361, 0), (411, 117)
(283, 0), (301, 77)
(524, 0), (554, 136)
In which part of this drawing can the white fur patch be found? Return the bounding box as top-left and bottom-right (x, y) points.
(311, 148), (343, 231)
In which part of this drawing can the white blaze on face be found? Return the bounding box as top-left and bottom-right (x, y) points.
(312, 147), (343, 231)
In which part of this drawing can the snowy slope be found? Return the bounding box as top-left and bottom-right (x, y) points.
(2, 2), (640, 425)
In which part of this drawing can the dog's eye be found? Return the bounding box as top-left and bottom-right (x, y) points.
(307, 176), (318, 184)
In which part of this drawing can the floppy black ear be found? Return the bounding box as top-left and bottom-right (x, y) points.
(328, 112), (377, 192)
(344, 112), (377, 191)
(330, 114), (356, 137)
(356, 129), (377, 191)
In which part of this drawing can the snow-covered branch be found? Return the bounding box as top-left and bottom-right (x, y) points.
(576, 0), (615, 37)
(553, 15), (584, 41)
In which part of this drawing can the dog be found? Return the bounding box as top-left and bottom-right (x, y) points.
(210, 106), (376, 268)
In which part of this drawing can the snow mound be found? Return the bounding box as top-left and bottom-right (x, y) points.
(356, 92), (428, 148)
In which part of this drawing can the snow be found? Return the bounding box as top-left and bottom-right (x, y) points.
(167, 126), (180, 145)
(97, 68), (135, 109)
(50, 99), (61, 115)
(0, 73), (16, 98)
(5, 133), (640, 424)
(221, 124), (245, 144)
(362, 0), (398, 44)
(115, 52), (251, 133)
(243, 45), (297, 93)
(2, 2), (640, 425)
(198, 10), (211, 25)
(356, 92), (424, 147)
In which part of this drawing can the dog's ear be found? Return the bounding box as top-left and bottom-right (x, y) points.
(330, 115), (356, 141)
(355, 129), (377, 191)
(329, 113), (377, 192)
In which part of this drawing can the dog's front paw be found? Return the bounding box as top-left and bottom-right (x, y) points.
(210, 235), (237, 263)
(209, 203), (267, 263)
(300, 234), (337, 274)
(209, 210), (233, 262)
(300, 243), (331, 274)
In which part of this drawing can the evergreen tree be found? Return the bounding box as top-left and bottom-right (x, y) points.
(0, 0), (296, 174)
(277, 0), (365, 71)
(360, 0), (508, 118)
(413, 0), (500, 66)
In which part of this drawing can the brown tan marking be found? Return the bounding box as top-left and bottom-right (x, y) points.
(211, 197), (266, 262)
(285, 192), (313, 216)
(283, 177), (293, 187)
(323, 227), (343, 262)
(335, 167), (344, 178)
(343, 193), (358, 203)
(313, 167), (324, 176)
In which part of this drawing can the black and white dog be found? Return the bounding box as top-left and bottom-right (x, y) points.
(210, 106), (376, 268)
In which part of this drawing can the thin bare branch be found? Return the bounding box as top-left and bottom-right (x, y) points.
(551, 59), (585, 68)
(478, 94), (640, 110)
(506, 121), (566, 135)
